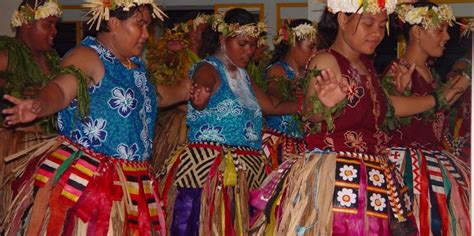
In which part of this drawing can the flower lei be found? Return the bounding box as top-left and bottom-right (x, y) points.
(396, 3), (456, 29)
(273, 22), (317, 46)
(83, 0), (166, 30)
(320, 0), (398, 15)
(11, 1), (62, 28)
(212, 15), (267, 47)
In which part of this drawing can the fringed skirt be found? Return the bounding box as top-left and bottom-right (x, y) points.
(388, 147), (471, 235)
(0, 128), (54, 223)
(158, 141), (267, 235)
(261, 128), (306, 172)
(1, 136), (166, 236)
(250, 150), (415, 236)
(151, 106), (187, 173)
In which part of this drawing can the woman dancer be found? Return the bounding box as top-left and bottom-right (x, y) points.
(383, 2), (471, 235)
(1, 1), (188, 234)
(0, 0), (62, 222)
(159, 8), (300, 235)
(250, 1), (469, 235)
(261, 19), (318, 170)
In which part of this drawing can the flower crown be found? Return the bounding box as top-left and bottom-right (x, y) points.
(83, 0), (166, 30)
(11, 0), (62, 28)
(212, 14), (267, 46)
(170, 14), (214, 34)
(273, 22), (317, 46)
(320, 0), (398, 15)
(396, 4), (456, 29)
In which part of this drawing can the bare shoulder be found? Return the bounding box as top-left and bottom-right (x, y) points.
(307, 52), (338, 70)
(192, 62), (219, 82)
(307, 51), (341, 77)
(61, 46), (103, 83)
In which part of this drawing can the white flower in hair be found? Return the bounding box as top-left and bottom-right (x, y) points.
(322, 0), (397, 14)
(10, 0), (62, 28)
(396, 3), (457, 29)
(35, 1), (62, 20)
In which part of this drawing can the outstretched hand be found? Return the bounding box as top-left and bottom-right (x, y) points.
(2, 95), (41, 126)
(390, 63), (415, 94)
(314, 68), (348, 108)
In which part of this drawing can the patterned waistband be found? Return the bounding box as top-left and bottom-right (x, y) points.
(187, 141), (263, 155)
(334, 151), (388, 164)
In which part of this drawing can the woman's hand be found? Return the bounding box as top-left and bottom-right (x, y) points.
(314, 69), (347, 108)
(443, 73), (471, 103)
(389, 63), (416, 94)
(190, 83), (212, 109)
(2, 95), (41, 125)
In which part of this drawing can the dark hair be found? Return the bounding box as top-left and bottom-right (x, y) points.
(93, 4), (156, 33)
(317, 7), (345, 48)
(270, 19), (314, 64)
(198, 8), (257, 58)
(397, 2), (439, 42)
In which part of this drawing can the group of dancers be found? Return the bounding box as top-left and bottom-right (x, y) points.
(0, 0), (471, 235)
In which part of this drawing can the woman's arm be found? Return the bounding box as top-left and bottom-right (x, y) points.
(391, 73), (470, 117)
(157, 78), (191, 108)
(302, 53), (347, 122)
(189, 63), (219, 111)
(2, 46), (101, 125)
(252, 80), (300, 115)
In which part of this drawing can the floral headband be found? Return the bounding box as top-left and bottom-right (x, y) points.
(83, 0), (166, 30)
(212, 14), (267, 46)
(11, 0), (62, 28)
(170, 14), (214, 34)
(320, 0), (398, 15)
(273, 22), (317, 46)
(396, 3), (456, 29)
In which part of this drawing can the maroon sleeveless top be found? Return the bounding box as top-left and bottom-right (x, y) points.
(304, 49), (390, 155)
(388, 59), (444, 149)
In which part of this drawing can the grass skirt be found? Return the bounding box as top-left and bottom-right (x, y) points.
(151, 106), (187, 173)
(158, 141), (267, 235)
(1, 136), (166, 235)
(250, 150), (415, 236)
(388, 147), (471, 235)
(0, 128), (54, 224)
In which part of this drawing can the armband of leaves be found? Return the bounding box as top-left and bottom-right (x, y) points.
(380, 76), (411, 131)
(421, 84), (449, 120)
(304, 95), (347, 133)
(247, 61), (267, 91)
(267, 75), (298, 101)
(57, 66), (93, 118)
(381, 74), (411, 96)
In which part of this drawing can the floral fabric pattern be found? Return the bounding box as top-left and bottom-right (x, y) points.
(187, 56), (263, 149)
(58, 36), (158, 161)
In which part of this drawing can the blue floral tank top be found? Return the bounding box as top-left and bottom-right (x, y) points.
(264, 61), (302, 138)
(187, 56), (263, 149)
(58, 36), (158, 161)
